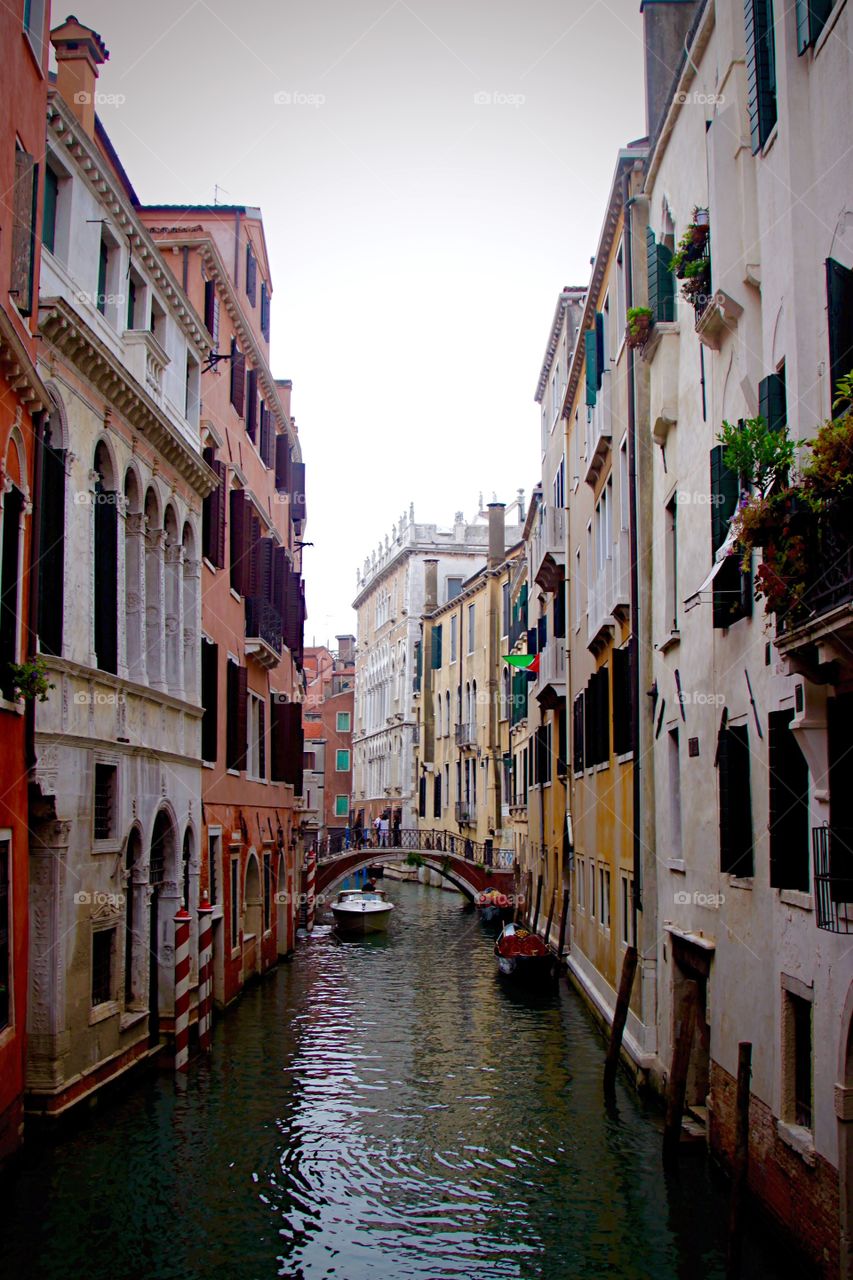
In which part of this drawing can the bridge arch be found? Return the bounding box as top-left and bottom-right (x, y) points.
(315, 848), (515, 905)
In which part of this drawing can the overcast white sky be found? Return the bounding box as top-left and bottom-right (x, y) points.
(68, 0), (648, 642)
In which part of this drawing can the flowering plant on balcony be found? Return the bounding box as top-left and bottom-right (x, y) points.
(723, 377), (853, 621)
(7, 655), (55, 702)
(670, 210), (711, 308)
(626, 306), (653, 349)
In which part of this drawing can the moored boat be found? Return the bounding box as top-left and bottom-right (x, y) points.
(476, 886), (514, 929)
(331, 887), (395, 936)
(494, 923), (557, 986)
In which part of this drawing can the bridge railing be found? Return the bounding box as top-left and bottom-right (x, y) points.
(315, 828), (514, 870)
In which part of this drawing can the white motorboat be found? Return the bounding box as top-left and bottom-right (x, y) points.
(330, 887), (394, 936)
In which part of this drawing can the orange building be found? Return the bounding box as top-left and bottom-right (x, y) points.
(303, 638), (355, 843)
(139, 205), (307, 1008)
(0, 0), (52, 1165)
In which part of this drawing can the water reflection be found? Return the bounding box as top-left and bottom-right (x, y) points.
(5, 880), (791, 1279)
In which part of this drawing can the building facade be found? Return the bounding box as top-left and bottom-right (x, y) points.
(0, 0), (52, 1164)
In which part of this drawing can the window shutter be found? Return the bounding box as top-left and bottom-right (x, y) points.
(826, 258), (853, 396)
(584, 681), (595, 766)
(276, 702), (304, 794)
(291, 462), (306, 525)
(260, 282), (270, 340)
(229, 489), (249, 595)
(246, 513), (261, 599)
(11, 149), (36, 315)
(598, 667), (610, 764)
(527, 626), (538, 656)
(796, 0), (810, 52)
(275, 434), (291, 492)
(246, 244), (257, 306)
(94, 491), (118, 674)
(212, 460), (227, 568)
(710, 444), (739, 555)
(230, 341), (246, 417)
(595, 312), (605, 389)
(573, 694), (585, 773)
(758, 372), (787, 432)
(612, 646), (632, 756)
(43, 165), (58, 255)
(246, 369), (258, 441)
(0, 487), (23, 697)
(201, 640), (218, 761)
(719, 723), (754, 875)
(537, 616), (547, 651)
(585, 330), (598, 407)
(38, 442), (66, 656)
(203, 280), (220, 346)
(768, 710), (810, 890)
(745, 0), (777, 154)
(234, 665), (248, 771)
(431, 624), (442, 669)
(433, 772), (442, 818)
(646, 227), (660, 322)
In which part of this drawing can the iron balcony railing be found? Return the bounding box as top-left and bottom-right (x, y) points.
(812, 825), (853, 933)
(778, 504), (853, 637)
(455, 722), (476, 748)
(455, 800), (475, 824)
(245, 597), (283, 654)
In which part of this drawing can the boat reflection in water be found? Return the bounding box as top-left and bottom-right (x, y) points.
(330, 886), (395, 937)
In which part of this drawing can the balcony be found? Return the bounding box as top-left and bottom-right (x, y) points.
(535, 636), (567, 710)
(455, 800), (475, 824)
(812, 826), (853, 934)
(775, 512), (853, 674)
(531, 503), (566, 592)
(610, 527), (631, 616)
(584, 368), (612, 487)
(245, 598), (283, 668)
(587, 556), (616, 652)
(455, 722), (476, 748)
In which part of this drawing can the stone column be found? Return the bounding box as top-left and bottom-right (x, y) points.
(182, 557), (201, 705)
(124, 512), (147, 683)
(164, 542), (184, 699)
(145, 527), (167, 692)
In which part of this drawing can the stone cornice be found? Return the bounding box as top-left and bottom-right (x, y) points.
(0, 303), (51, 414)
(46, 92), (210, 358)
(39, 295), (217, 499)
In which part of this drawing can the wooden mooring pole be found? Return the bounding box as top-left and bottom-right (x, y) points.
(544, 888), (557, 947)
(557, 888), (570, 957)
(603, 945), (638, 1097)
(532, 874), (543, 934)
(662, 978), (698, 1168)
(725, 1041), (752, 1280)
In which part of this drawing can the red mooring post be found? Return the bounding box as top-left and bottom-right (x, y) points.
(173, 904), (191, 1074)
(305, 848), (317, 932)
(197, 895), (213, 1055)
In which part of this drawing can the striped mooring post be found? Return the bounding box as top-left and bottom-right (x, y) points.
(174, 904), (191, 1074)
(197, 895), (213, 1055)
(305, 848), (317, 933)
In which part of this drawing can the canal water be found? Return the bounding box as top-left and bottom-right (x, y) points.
(6, 880), (792, 1280)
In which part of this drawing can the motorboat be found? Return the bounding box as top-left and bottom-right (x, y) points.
(331, 887), (394, 936)
(494, 923), (557, 987)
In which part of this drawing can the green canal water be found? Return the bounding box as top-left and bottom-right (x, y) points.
(6, 880), (793, 1279)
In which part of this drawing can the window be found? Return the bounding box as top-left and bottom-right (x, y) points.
(247, 692), (265, 780)
(620, 876), (632, 945)
(93, 447), (118, 674)
(208, 830), (221, 907)
(230, 338), (246, 417)
(768, 710), (810, 891)
(576, 856), (584, 913)
(91, 927), (115, 1007)
(430, 624), (442, 669)
(10, 146), (37, 316)
(334, 794), (349, 818)
(826, 258), (853, 397)
(0, 485), (23, 700)
(433, 771), (442, 818)
(572, 694), (584, 774)
(668, 729), (683, 859)
(201, 639), (218, 761)
(646, 227), (675, 324)
(96, 229), (119, 320)
(502, 581), (510, 636)
(94, 763), (118, 840)
(245, 242), (257, 306)
(718, 722), (754, 876)
(204, 277), (220, 347)
(185, 353), (200, 426)
(535, 724), (552, 786)
(612, 647), (632, 756)
(467, 603), (476, 654)
(710, 445), (751, 628)
(260, 281), (270, 341)
(230, 858), (239, 947)
(419, 774), (427, 819)
(336, 711), (351, 733)
(336, 749), (351, 772)
(226, 661), (248, 771)
(784, 990), (813, 1130)
(43, 164), (58, 254)
(24, 0), (47, 64)
(589, 861), (596, 919)
(599, 868), (611, 929)
(263, 853), (271, 932)
(246, 368), (258, 442)
(615, 240), (626, 345)
(450, 614), (458, 663)
(665, 497), (678, 634)
(446, 577), (462, 601)
(796, 0), (832, 54)
(745, 0), (777, 153)
(583, 667), (610, 767)
(0, 839), (9, 1029)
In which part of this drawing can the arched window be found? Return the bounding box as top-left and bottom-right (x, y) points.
(144, 488), (164, 689)
(182, 522), (199, 701)
(164, 504), (182, 695)
(124, 469), (144, 679)
(93, 442), (118, 673)
(445, 690), (450, 738)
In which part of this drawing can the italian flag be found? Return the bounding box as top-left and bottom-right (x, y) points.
(503, 653), (539, 674)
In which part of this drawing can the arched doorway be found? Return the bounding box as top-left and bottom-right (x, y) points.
(243, 854), (262, 981)
(148, 809), (175, 1047)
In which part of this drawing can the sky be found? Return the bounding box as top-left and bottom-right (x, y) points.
(64, 0), (648, 642)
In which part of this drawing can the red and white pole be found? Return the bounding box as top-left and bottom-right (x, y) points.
(197, 894), (213, 1055)
(174, 904), (191, 1073)
(305, 848), (316, 933)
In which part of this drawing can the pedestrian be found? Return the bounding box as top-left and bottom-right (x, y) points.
(392, 810), (401, 845)
(373, 815), (381, 848)
(380, 815), (389, 848)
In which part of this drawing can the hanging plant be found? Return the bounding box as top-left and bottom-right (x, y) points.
(7, 655), (55, 703)
(626, 306), (653, 348)
(670, 213), (712, 310)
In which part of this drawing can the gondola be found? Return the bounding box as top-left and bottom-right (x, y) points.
(494, 923), (557, 987)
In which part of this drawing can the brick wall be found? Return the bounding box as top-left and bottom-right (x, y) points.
(710, 1060), (839, 1278)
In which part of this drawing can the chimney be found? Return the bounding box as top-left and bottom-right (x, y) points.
(336, 634), (355, 663)
(487, 503), (506, 569)
(641, 0), (699, 143)
(51, 15), (109, 136)
(424, 559), (438, 611)
(516, 488), (526, 525)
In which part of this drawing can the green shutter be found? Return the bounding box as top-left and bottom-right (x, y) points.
(646, 227), (659, 320)
(595, 312), (605, 389)
(42, 165), (58, 254)
(826, 257), (853, 396)
(584, 330), (598, 407)
(710, 445), (740, 554)
(758, 372), (787, 431)
(430, 623), (442, 669)
(647, 228), (675, 324)
(797, 0), (832, 51)
(745, 0), (778, 154)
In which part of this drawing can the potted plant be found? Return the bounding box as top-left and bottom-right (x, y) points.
(6, 654), (54, 702)
(670, 213), (712, 309)
(626, 305), (653, 348)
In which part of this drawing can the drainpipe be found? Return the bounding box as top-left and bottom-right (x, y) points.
(623, 168), (643, 924)
(26, 408), (47, 768)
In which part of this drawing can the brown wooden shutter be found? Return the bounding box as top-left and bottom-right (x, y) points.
(201, 640), (218, 761)
(230, 341), (245, 417)
(246, 244), (257, 306)
(213, 460), (227, 568)
(203, 280), (220, 347)
(235, 664), (248, 770)
(291, 461), (306, 524)
(247, 512), (261, 598)
(11, 150), (36, 316)
(246, 368), (258, 441)
(229, 489), (248, 595)
(275, 435), (291, 492)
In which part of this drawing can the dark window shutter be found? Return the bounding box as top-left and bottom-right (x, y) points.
(719, 723), (754, 875)
(431, 624), (442, 669)
(647, 229), (676, 324)
(11, 149), (36, 315)
(204, 280), (220, 346)
(598, 667), (610, 764)
(573, 694), (585, 773)
(0, 487), (23, 698)
(612, 646), (632, 756)
(275, 434), (291, 492)
(43, 165), (58, 255)
(758, 372), (787, 432)
(826, 258), (853, 396)
(537, 615), (547, 651)
(201, 640), (218, 761)
(291, 462), (306, 525)
(259, 405), (271, 466)
(38, 443), (66, 656)
(433, 772), (442, 818)
(246, 244), (257, 306)
(553, 578), (566, 639)
(246, 368), (258, 442)
(557, 705), (568, 777)
(257, 536), (274, 606)
(94, 490), (118, 674)
(710, 444), (740, 555)
(646, 227), (659, 322)
(745, 0), (777, 154)
(585, 329), (598, 407)
(247, 513), (261, 599)
(230, 340), (245, 417)
(229, 489), (249, 595)
(768, 710), (810, 891)
(209, 459), (228, 568)
(274, 702), (304, 793)
(260, 282), (270, 340)
(595, 312), (605, 389)
(419, 775), (427, 819)
(527, 626), (538, 656)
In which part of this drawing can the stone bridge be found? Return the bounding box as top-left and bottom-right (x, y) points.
(313, 829), (517, 903)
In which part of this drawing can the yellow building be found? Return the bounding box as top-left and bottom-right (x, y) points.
(416, 504), (521, 865)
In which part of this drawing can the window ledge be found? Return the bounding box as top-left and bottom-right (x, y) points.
(594, 762), (610, 773)
(89, 1000), (120, 1026)
(726, 876), (754, 890)
(202, 557), (218, 574)
(230, 588), (242, 603)
(93, 839), (122, 855)
(776, 1120), (815, 1166)
(657, 630), (680, 654)
(202, 759), (215, 770)
(616, 751), (633, 765)
(120, 1008), (148, 1032)
(814, 0), (846, 58)
(0, 697), (25, 716)
(668, 858), (687, 874)
(779, 889), (813, 912)
(760, 121), (779, 159)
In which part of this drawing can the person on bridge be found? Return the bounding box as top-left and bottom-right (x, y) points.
(392, 811), (401, 845)
(379, 816), (389, 848)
